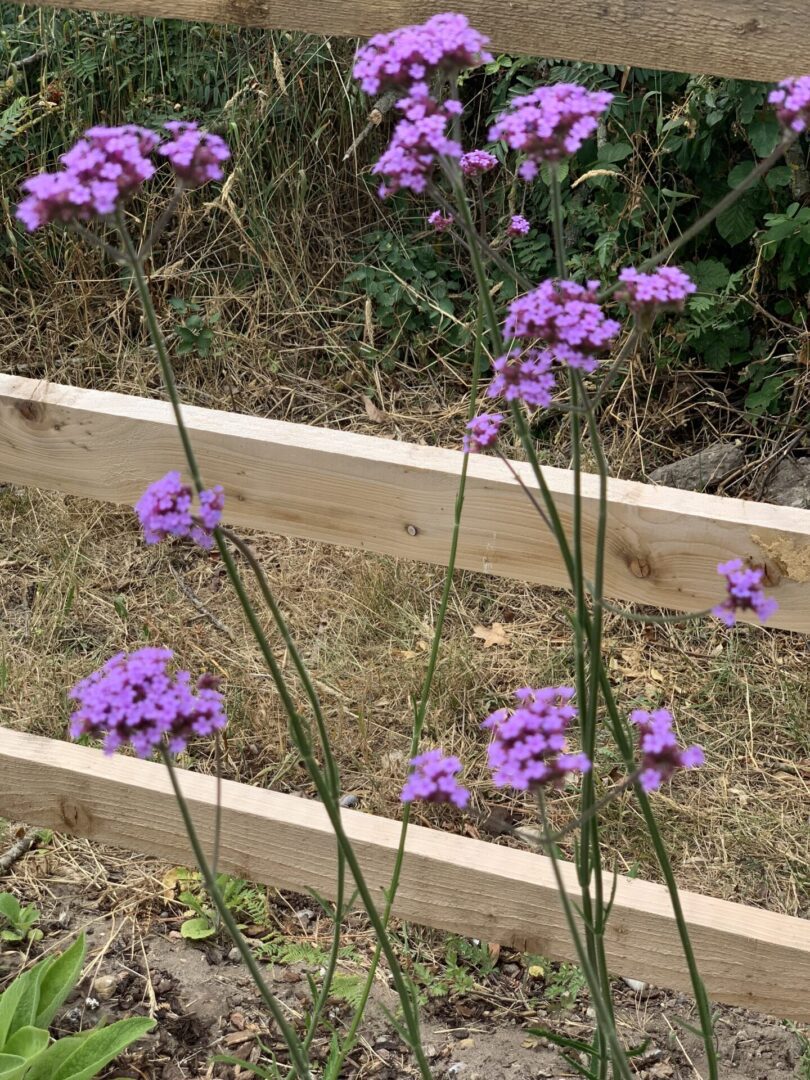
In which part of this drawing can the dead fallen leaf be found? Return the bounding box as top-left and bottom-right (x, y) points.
(362, 395), (387, 422)
(472, 621), (509, 648)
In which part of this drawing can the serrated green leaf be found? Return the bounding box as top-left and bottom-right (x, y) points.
(598, 141), (633, 163)
(748, 115), (780, 157)
(766, 165), (792, 189)
(36, 934), (86, 1029)
(716, 201), (757, 246)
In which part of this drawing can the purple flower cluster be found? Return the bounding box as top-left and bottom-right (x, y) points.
(69, 647), (227, 757)
(489, 83), (613, 180)
(400, 748), (470, 807)
(629, 709), (704, 792)
(135, 471), (224, 550)
(617, 266), (696, 320)
(373, 92), (461, 197)
(487, 348), (556, 407)
(460, 148), (499, 177)
(428, 209), (454, 232)
(462, 412), (503, 453)
(16, 122), (230, 231)
(507, 214), (531, 237)
(158, 121), (231, 189)
(17, 125), (159, 231)
(712, 559), (779, 627)
(482, 686), (590, 791)
(503, 278), (621, 373)
(768, 76), (810, 133)
(353, 13), (492, 94)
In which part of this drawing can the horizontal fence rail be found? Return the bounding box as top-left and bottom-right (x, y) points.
(12, 0), (810, 81)
(0, 728), (807, 1021)
(1, 374), (809, 631)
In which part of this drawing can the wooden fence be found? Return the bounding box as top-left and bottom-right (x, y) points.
(2, 0), (810, 1024)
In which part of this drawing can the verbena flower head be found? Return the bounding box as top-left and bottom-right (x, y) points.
(482, 686), (590, 791)
(69, 647), (227, 757)
(489, 83), (613, 180)
(460, 148), (499, 177)
(135, 471), (224, 549)
(462, 412), (503, 453)
(487, 348), (555, 407)
(629, 709), (704, 791)
(400, 748), (470, 807)
(372, 99), (461, 197)
(507, 214), (531, 237)
(428, 209), (454, 232)
(617, 265), (696, 321)
(16, 124), (159, 231)
(504, 278), (621, 372)
(158, 121), (231, 188)
(353, 13), (492, 94)
(712, 558), (779, 627)
(768, 76), (810, 133)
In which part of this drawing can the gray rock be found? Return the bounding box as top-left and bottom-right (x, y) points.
(648, 442), (744, 491)
(761, 457), (810, 508)
(339, 793), (360, 809)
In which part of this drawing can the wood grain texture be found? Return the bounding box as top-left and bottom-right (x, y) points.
(2, 374), (809, 631)
(8, 0), (810, 80)
(0, 728), (807, 1020)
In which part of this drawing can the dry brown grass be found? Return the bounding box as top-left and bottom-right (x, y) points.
(1, 460), (807, 916)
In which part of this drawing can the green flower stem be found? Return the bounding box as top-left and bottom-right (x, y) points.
(119, 217), (431, 1079)
(549, 166), (613, 1078)
(536, 789), (634, 1080)
(161, 748), (312, 1079)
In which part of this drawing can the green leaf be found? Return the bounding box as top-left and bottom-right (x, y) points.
(597, 141), (633, 163)
(0, 1053), (27, 1080)
(0, 896), (21, 924)
(747, 115), (780, 157)
(0, 932), (23, 944)
(766, 165), (792, 189)
(7, 966), (48, 1038)
(180, 918), (216, 940)
(691, 258), (730, 291)
(0, 980), (25, 1051)
(727, 161), (755, 188)
(28, 1017), (154, 1080)
(36, 934), (86, 1029)
(716, 201), (757, 246)
(2, 1025), (49, 1060)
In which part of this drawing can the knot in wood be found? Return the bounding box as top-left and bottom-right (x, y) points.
(627, 555), (652, 579)
(15, 399), (46, 424)
(405, 523), (419, 537)
(59, 797), (93, 833)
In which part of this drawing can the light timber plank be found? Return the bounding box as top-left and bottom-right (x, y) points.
(0, 728), (807, 1020)
(9, 0), (810, 81)
(1, 374), (809, 631)
(2, 374), (809, 627)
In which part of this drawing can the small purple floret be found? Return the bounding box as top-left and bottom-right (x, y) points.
(487, 348), (555, 408)
(507, 214), (531, 237)
(768, 76), (810, 133)
(629, 709), (704, 791)
(712, 558), (779, 627)
(400, 748), (470, 807)
(135, 471), (224, 549)
(489, 83), (612, 178)
(460, 149), (499, 177)
(69, 647), (227, 757)
(504, 278), (620, 372)
(353, 13), (492, 95)
(482, 686), (590, 791)
(158, 122), (231, 188)
(428, 209), (454, 232)
(462, 412), (503, 453)
(373, 91), (462, 197)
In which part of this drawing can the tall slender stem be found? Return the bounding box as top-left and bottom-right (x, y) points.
(161, 749), (312, 1079)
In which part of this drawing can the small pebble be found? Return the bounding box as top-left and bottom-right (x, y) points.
(339, 793), (360, 808)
